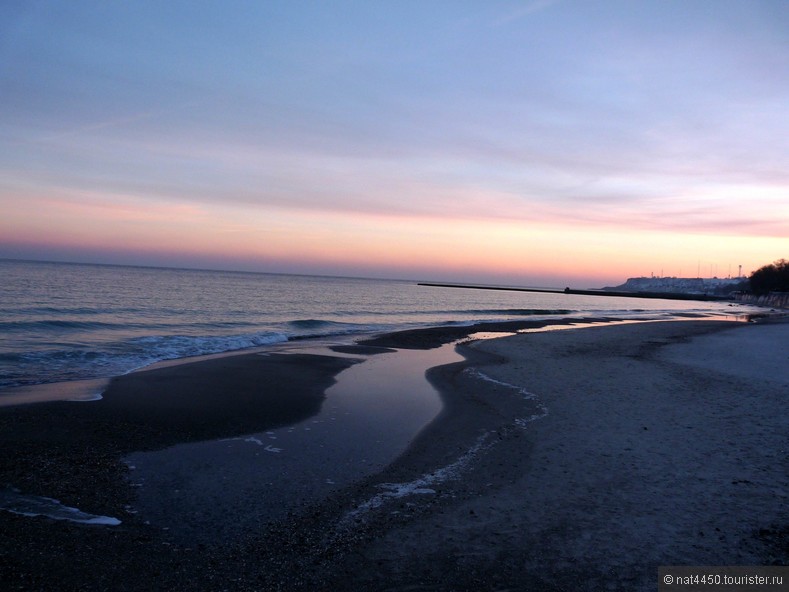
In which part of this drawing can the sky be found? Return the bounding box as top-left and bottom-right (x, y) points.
(1, 0), (787, 287)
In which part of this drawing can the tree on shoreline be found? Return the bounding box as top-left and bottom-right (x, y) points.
(749, 259), (789, 295)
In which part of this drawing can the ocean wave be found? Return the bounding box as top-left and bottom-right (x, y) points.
(0, 318), (262, 334)
(463, 308), (573, 316)
(330, 308), (575, 318)
(326, 308), (580, 319)
(1, 306), (137, 315)
(0, 319), (129, 331)
(128, 331), (289, 355)
(0, 331), (289, 390)
(288, 318), (335, 329)
(286, 319), (378, 337)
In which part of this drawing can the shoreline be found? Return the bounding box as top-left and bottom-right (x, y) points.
(0, 301), (764, 407)
(1, 317), (787, 590)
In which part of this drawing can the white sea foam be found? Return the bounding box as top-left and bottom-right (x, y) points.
(125, 332), (290, 373)
(339, 433), (491, 528)
(337, 367), (549, 530)
(0, 488), (121, 526)
(221, 436), (283, 452)
(68, 392), (103, 402)
(464, 368), (549, 428)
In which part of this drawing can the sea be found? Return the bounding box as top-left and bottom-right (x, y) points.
(0, 258), (753, 395)
(0, 258), (760, 530)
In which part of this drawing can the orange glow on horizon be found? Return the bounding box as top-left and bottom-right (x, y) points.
(2, 189), (785, 286)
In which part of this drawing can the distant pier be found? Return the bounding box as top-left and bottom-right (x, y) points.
(417, 282), (731, 302)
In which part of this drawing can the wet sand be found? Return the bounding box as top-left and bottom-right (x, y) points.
(323, 319), (789, 591)
(1, 318), (787, 591)
(121, 343), (459, 545)
(0, 351), (359, 590)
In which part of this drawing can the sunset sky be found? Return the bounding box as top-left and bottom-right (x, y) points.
(1, 1), (787, 287)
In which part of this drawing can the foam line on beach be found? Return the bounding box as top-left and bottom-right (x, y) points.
(336, 358), (550, 532)
(221, 436), (284, 452)
(464, 367), (549, 428)
(0, 488), (121, 526)
(338, 433), (492, 529)
(68, 391), (103, 402)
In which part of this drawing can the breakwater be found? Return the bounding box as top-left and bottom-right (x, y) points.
(418, 283), (730, 302)
(734, 292), (789, 309)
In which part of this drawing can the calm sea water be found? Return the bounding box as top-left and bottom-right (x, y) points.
(0, 259), (749, 392)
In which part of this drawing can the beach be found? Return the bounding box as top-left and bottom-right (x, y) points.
(1, 318), (787, 591)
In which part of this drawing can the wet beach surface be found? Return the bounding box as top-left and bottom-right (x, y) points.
(1, 318), (787, 591)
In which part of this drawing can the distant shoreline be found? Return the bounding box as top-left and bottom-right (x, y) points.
(418, 281), (732, 301)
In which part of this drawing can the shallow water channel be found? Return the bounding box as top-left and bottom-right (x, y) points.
(124, 342), (462, 543)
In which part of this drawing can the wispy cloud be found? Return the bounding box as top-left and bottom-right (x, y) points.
(1, 1), (786, 280)
(492, 0), (561, 26)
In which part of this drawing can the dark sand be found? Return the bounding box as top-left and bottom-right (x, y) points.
(1, 318), (787, 591)
(0, 352), (358, 591)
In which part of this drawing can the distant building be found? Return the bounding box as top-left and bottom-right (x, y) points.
(604, 277), (745, 295)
